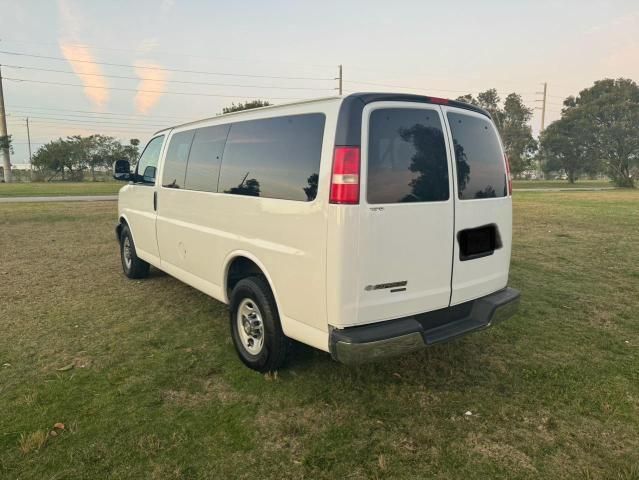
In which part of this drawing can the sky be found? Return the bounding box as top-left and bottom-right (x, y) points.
(1, 0), (638, 165)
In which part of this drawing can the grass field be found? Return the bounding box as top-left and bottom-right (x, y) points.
(512, 179), (613, 190)
(0, 182), (122, 197)
(1, 191), (638, 479)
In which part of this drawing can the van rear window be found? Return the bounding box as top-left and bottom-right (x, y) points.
(447, 112), (506, 200)
(367, 108), (449, 204)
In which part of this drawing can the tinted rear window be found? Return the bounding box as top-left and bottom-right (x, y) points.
(184, 125), (230, 192)
(447, 112), (506, 200)
(218, 113), (325, 201)
(367, 108), (449, 204)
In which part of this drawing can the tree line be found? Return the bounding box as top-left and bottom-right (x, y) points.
(30, 135), (140, 182)
(457, 78), (638, 187)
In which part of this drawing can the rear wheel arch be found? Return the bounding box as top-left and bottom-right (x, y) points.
(223, 253), (280, 308)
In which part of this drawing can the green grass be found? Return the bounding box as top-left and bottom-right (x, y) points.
(513, 179), (613, 189)
(1, 191), (638, 479)
(0, 182), (122, 197)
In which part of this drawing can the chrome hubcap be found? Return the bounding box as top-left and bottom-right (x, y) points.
(236, 298), (264, 355)
(123, 236), (132, 269)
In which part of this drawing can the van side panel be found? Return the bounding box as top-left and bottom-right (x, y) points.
(155, 100), (341, 352)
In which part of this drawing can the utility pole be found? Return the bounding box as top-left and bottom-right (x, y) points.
(540, 82), (548, 131)
(535, 82), (548, 179)
(26, 117), (33, 178)
(0, 65), (12, 183)
(337, 64), (343, 96)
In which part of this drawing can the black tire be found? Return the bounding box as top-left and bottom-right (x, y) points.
(119, 224), (150, 279)
(229, 276), (289, 372)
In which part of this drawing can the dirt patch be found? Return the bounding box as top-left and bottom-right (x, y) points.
(162, 378), (246, 408)
(467, 433), (537, 473)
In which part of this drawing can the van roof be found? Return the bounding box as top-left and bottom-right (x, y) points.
(153, 92), (491, 136)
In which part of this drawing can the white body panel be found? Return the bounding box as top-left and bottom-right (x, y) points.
(118, 95), (513, 354)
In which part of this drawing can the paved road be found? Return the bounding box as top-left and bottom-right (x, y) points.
(0, 195), (118, 203)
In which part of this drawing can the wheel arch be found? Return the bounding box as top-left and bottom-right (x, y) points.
(222, 251), (282, 313)
(116, 214), (133, 243)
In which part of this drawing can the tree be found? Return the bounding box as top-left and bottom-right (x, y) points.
(122, 139), (141, 165)
(538, 114), (595, 183)
(544, 78), (639, 187)
(501, 94), (537, 175)
(222, 100), (271, 114)
(0, 134), (14, 154)
(456, 89), (536, 176)
(31, 135), (134, 181)
(32, 138), (79, 181)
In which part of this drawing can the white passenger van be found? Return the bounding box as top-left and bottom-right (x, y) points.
(113, 93), (520, 372)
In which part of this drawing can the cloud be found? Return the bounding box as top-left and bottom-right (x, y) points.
(59, 42), (109, 108)
(57, 0), (108, 108)
(134, 62), (168, 114)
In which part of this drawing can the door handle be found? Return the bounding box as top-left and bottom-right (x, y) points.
(153, 191), (157, 211)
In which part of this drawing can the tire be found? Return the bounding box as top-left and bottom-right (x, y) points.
(119, 224), (150, 279)
(229, 276), (289, 372)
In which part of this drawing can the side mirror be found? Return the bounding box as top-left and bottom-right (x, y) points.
(113, 159), (131, 181)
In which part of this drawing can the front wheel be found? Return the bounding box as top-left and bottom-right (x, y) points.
(229, 276), (288, 372)
(119, 224), (150, 279)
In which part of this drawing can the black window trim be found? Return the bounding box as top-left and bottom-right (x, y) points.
(364, 104), (452, 206)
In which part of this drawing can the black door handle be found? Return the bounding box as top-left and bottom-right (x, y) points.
(153, 191), (157, 211)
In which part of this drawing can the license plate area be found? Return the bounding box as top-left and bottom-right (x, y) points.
(457, 224), (502, 261)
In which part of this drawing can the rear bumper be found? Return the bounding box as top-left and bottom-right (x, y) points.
(329, 287), (520, 364)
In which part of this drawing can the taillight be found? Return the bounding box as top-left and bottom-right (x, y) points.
(330, 146), (360, 204)
(504, 153), (513, 196)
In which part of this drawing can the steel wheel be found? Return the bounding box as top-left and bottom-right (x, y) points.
(236, 298), (265, 355)
(122, 235), (132, 270)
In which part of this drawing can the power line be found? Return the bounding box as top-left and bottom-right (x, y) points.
(7, 111), (174, 128)
(3, 76), (308, 100)
(1, 64), (335, 91)
(0, 39), (336, 70)
(7, 117), (158, 132)
(345, 79), (537, 96)
(0, 50), (334, 81)
(6, 104), (191, 120)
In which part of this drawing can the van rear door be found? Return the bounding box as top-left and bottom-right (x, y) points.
(442, 106), (512, 304)
(355, 102), (455, 325)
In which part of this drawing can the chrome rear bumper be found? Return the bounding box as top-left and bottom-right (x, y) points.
(329, 287), (520, 364)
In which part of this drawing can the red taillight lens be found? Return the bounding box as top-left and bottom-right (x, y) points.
(330, 146), (360, 204)
(504, 153), (513, 196)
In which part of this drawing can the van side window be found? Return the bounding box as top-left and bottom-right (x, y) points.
(135, 135), (165, 185)
(162, 130), (195, 189)
(447, 112), (507, 200)
(367, 108), (449, 204)
(184, 125), (230, 192)
(218, 113), (325, 202)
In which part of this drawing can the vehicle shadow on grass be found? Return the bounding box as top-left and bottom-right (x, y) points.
(285, 333), (505, 391)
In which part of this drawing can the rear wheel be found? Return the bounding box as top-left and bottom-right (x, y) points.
(229, 276), (288, 372)
(119, 224), (150, 279)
